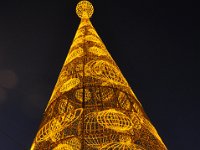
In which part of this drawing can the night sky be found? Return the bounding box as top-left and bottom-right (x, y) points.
(0, 0), (199, 149)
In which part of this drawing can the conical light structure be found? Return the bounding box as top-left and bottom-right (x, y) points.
(31, 1), (167, 150)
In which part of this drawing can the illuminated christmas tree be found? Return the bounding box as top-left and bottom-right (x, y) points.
(31, 1), (167, 149)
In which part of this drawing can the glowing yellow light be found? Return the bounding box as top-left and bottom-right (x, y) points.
(75, 88), (91, 102)
(35, 108), (83, 143)
(100, 141), (146, 150)
(59, 78), (80, 93)
(82, 112), (118, 148)
(76, 1), (94, 19)
(30, 143), (35, 150)
(65, 47), (84, 65)
(53, 144), (73, 150)
(97, 109), (133, 132)
(31, 1), (167, 149)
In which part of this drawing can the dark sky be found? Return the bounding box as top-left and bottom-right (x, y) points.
(0, 0), (199, 149)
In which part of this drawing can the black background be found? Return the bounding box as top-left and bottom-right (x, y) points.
(0, 0), (199, 149)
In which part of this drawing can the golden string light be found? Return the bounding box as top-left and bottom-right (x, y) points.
(31, 1), (167, 149)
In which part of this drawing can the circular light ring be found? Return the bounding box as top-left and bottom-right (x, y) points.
(97, 109), (133, 132)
